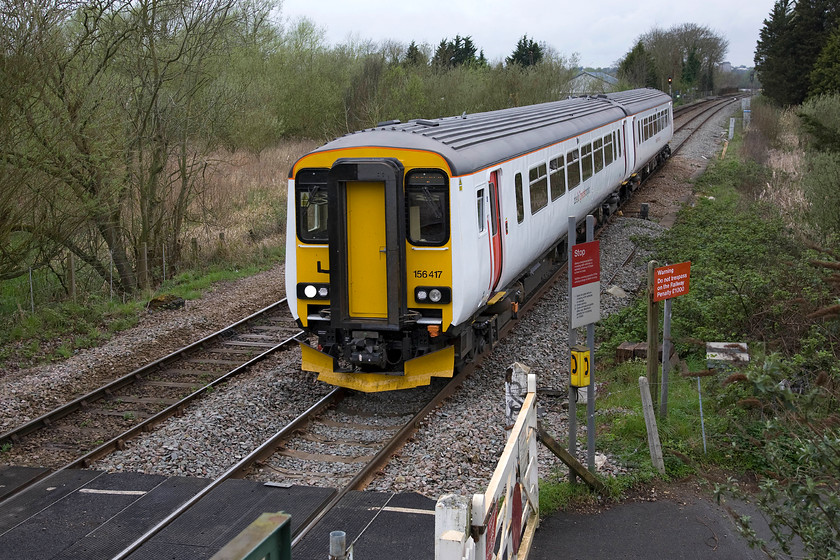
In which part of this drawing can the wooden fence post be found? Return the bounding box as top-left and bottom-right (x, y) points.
(639, 376), (665, 474)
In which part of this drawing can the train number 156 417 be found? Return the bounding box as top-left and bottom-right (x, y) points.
(413, 270), (443, 279)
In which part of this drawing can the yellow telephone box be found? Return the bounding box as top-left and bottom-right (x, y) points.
(570, 345), (591, 388)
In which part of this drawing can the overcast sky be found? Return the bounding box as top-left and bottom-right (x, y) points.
(278, 0), (774, 68)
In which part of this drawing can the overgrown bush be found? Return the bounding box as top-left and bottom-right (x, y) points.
(716, 359), (840, 560)
(803, 151), (840, 240)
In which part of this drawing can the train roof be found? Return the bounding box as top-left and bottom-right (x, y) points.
(296, 88), (672, 177)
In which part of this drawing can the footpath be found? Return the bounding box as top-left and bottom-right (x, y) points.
(527, 477), (787, 560)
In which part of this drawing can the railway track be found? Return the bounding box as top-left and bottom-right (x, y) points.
(670, 96), (740, 154)
(108, 364), (474, 559)
(0, 299), (302, 501)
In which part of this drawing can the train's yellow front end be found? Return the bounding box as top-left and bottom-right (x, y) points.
(287, 146), (456, 392)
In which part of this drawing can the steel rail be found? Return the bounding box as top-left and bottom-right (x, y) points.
(0, 300), (302, 506)
(670, 97), (738, 156)
(289, 364), (475, 548)
(109, 388), (344, 560)
(0, 299), (290, 448)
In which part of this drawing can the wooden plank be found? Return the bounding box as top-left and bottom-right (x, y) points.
(222, 341), (278, 348)
(639, 376), (665, 474)
(91, 409), (150, 418)
(320, 418), (396, 432)
(159, 369), (213, 376)
(237, 334), (275, 340)
(206, 347), (258, 355)
(143, 381), (202, 388)
(112, 396), (181, 405)
(277, 449), (373, 464)
(537, 424), (606, 494)
(185, 358), (241, 366)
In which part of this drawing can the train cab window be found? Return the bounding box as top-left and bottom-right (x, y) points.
(296, 169), (329, 243)
(549, 155), (565, 200)
(406, 170), (449, 246)
(593, 138), (604, 174)
(567, 149), (581, 190)
(529, 163), (548, 214)
(604, 135), (614, 166)
(476, 188), (485, 233)
(515, 173), (524, 223)
(581, 143), (593, 182)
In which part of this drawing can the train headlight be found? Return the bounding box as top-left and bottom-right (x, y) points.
(415, 286), (451, 304)
(297, 283), (330, 300)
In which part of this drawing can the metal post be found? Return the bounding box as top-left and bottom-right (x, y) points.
(646, 261), (659, 411)
(660, 297), (672, 418)
(329, 530), (347, 560)
(585, 215), (596, 473)
(567, 216), (577, 483)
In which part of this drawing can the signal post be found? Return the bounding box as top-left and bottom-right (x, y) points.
(567, 215), (600, 479)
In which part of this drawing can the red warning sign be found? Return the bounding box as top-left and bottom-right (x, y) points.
(653, 261), (691, 302)
(571, 240), (600, 288)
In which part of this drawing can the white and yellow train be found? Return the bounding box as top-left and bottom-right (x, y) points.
(286, 88), (673, 392)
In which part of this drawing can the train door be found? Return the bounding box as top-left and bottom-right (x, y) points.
(489, 170), (504, 291)
(328, 159), (406, 329)
(624, 117), (635, 177)
(346, 181), (387, 318)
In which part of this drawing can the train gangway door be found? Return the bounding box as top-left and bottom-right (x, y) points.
(209, 511), (291, 560)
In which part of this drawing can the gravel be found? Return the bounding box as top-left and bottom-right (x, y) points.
(0, 267), (286, 434)
(3, 101), (739, 501)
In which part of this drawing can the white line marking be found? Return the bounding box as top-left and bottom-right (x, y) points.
(79, 488), (148, 496)
(380, 506), (435, 516)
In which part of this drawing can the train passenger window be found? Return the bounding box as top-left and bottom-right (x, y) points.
(549, 155), (565, 200)
(296, 169), (329, 243)
(567, 149), (581, 190)
(604, 135), (614, 166)
(515, 173), (524, 223)
(593, 138), (604, 174)
(476, 188), (485, 233)
(529, 163), (548, 214)
(406, 170), (449, 246)
(616, 131), (622, 158)
(581, 143), (593, 182)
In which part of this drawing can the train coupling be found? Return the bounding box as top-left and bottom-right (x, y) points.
(349, 331), (387, 369)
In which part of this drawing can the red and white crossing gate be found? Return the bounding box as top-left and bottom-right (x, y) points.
(435, 373), (539, 559)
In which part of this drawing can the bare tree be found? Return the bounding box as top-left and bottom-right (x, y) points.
(0, 0), (270, 291)
(638, 23), (729, 94)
